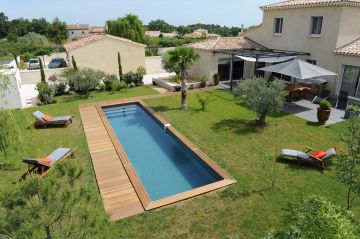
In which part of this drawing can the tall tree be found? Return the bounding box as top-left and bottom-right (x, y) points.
(46, 17), (68, 44)
(39, 58), (46, 83)
(162, 47), (199, 110)
(9, 18), (31, 37)
(29, 18), (50, 36)
(71, 55), (78, 71)
(336, 117), (360, 210)
(106, 14), (146, 43)
(0, 12), (9, 38)
(0, 161), (109, 238)
(148, 19), (175, 33)
(117, 52), (122, 77)
(235, 78), (287, 127)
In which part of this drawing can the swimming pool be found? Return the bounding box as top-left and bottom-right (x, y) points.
(100, 101), (235, 209)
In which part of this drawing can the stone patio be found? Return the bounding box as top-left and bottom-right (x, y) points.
(283, 99), (346, 126)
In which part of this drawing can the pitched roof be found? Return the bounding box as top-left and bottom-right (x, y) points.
(335, 37), (360, 56)
(64, 34), (146, 51)
(89, 26), (105, 33)
(186, 37), (267, 51)
(145, 31), (161, 37)
(67, 24), (89, 30)
(261, 0), (360, 11)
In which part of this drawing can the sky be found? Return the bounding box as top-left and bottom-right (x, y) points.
(0, 0), (276, 27)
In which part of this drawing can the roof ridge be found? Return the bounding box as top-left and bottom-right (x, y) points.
(335, 36), (360, 50)
(211, 37), (222, 51)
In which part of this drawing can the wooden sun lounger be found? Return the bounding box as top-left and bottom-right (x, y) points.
(32, 111), (73, 128)
(280, 147), (337, 169)
(21, 148), (75, 179)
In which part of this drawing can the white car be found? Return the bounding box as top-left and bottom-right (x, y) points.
(27, 59), (40, 70)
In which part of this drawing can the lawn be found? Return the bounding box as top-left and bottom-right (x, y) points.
(1, 87), (358, 238)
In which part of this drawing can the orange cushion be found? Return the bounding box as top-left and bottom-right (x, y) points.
(41, 115), (53, 121)
(311, 151), (327, 159)
(37, 157), (52, 165)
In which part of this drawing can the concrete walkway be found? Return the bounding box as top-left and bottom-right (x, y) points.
(283, 99), (346, 125)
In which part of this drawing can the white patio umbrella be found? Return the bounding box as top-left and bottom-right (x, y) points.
(257, 58), (337, 80)
(257, 59), (337, 102)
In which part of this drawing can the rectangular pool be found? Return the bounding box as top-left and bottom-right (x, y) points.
(100, 101), (235, 209)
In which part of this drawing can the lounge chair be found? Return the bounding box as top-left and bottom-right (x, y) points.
(32, 111), (72, 127)
(280, 147), (337, 169)
(21, 148), (75, 178)
(312, 90), (331, 104)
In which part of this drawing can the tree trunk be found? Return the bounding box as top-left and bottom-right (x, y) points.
(45, 225), (52, 239)
(347, 188), (352, 210)
(180, 68), (187, 110)
(258, 113), (266, 127)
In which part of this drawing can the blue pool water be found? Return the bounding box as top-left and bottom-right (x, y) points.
(102, 103), (223, 201)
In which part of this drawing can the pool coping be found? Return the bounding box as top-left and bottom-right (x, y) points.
(95, 100), (236, 210)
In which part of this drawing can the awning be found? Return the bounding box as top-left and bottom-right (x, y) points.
(235, 55), (297, 63)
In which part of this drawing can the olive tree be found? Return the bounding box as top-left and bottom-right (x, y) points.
(336, 117), (360, 210)
(68, 68), (102, 97)
(265, 195), (359, 238)
(0, 161), (109, 238)
(235, 77), (287, 126)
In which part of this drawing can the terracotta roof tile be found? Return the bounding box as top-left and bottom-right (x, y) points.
(64, 34), (145, 51)
(261, 0), (360, 11)
(67, 24), (89, 30)
(335, 37), (360, 56)
(186, 37), (267, 51)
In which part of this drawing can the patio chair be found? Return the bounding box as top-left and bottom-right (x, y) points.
(335, 91), (349, 109)
(280, 147), (337, 169)
(32, 111), (73, 127)
(21, 148), (75, 179)
(312, 90), (331, 104)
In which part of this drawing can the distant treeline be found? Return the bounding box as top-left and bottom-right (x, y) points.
(146, 19), (256, 36)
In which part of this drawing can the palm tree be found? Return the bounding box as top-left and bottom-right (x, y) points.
(162, 47), (199, 110)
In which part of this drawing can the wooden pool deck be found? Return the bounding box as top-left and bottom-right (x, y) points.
(79, 105), (144, 221)
(79, 87), (234, 221)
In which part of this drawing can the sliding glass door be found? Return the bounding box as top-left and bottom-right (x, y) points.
(340, 65), (360, 98)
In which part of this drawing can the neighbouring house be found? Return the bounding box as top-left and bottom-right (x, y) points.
(67, 24), (90, 41)
(145, 31), (178, 38)
(186, 37), (267, 83)
(145, 31), (161, 38)
(64, 34), (146, 75)
(89, 26), (105, 34)
(185, 29), (220, 38)
(242, 0), (360, 100)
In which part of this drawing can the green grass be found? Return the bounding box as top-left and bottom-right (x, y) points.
(1, 88), (358, 238)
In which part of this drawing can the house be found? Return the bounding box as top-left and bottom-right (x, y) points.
(67, 24), (90, 41)
(242, 0), (360, 100)
(162, 31), (178, 38)
(187, 0), (360, 102)
(187, 37), (267, 83)
(64, 34), (146, 76)
(145, 31), (161, 38)
(89, 26), (105, 34)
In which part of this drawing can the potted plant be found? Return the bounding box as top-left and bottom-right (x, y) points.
(344, 104), (360, 119)
(317, 100), (332, 124)
(200, 75), (207, 88)
(213, 73), (220, 86)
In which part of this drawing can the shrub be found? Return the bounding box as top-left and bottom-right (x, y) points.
(111, 80), (127, 92)
(196, 94), (213, 111)
(320, 100), (332, 110)
(60, 68), (76, 80)
(103, 74), (119, 91)
(54, 81), (68, 96)
(120, 71), (143, 86)
(235, 78), (287, 126)
(136, 66), (147, 76)
(36, 82), (56, 105)
(213, 73), (220, 85)
(47, 74), (58, 82)
(347, 104), (360, 112)
(68, 68), (102, 97)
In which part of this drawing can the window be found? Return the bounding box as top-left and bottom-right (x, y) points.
(82, 31), (85, 34)
(306, 59), (317, 65)
(274, 18), (283, 34)
(310, 16), (323, 35)
(339, 65), (360, 98)
(71, 31), (74, 34)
